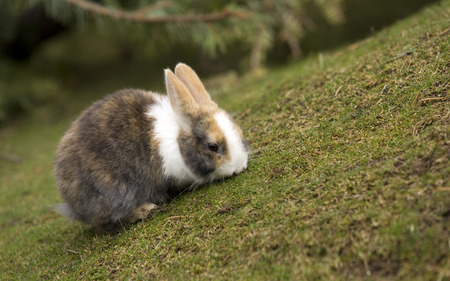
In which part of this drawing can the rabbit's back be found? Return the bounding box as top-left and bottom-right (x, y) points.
(54, 89), (171, 228)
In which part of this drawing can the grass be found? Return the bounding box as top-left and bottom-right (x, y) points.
(1, 1), (449, 280)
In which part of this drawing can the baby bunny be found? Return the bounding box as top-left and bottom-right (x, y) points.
(54, 63), (249, 232)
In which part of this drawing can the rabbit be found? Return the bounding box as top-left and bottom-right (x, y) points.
(54, 63), (250, 232)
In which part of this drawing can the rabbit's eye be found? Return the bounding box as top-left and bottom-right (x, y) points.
(208, 142), (219, 152)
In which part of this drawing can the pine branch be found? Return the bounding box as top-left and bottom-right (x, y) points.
(134, 1), (170, 16)
(64, 0), (249, 23)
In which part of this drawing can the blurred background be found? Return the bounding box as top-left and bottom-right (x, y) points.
(0, 0), (440, 126)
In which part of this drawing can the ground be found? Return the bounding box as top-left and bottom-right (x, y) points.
(0, 1), (449, 280)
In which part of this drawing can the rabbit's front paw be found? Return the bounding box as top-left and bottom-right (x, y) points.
(127, 203), (158, 223)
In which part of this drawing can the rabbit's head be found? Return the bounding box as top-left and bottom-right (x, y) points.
(161, 63), (250, 183)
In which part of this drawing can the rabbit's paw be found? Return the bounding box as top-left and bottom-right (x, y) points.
(127, 203), (158, 223)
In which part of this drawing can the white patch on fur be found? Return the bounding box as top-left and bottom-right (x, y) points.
(146, 94), (200, 185)
(213, 111), (249, 178)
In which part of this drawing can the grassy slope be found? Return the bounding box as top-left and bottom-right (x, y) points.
(1, 1), (449, 280)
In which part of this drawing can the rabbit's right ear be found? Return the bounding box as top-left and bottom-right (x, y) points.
(174, 63), (215, 107)
(165, 69), (198, 119)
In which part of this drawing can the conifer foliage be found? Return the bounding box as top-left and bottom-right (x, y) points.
(4, 0), (344, 69)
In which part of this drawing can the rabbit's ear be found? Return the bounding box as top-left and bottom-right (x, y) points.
(165, 69), (198, 117)
(174, 63), (214, 106)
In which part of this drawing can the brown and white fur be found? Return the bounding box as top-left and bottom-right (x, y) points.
(54, 63), (249, 232)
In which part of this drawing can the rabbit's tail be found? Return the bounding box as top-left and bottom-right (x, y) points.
(54, 203), (79, 220)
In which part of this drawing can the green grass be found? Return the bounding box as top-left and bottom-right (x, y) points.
(1, 1), (449, 280)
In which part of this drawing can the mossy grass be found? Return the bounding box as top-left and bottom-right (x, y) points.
(1, 1), (449, 280)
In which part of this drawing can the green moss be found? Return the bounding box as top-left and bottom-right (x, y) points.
(1, 1), (449, 280)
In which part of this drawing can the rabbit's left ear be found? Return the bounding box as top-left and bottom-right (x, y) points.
(174, 63), (215, 106)
(165, 69), (198, 118)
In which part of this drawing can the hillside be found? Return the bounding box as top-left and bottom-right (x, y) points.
(0, 1), (449, 280)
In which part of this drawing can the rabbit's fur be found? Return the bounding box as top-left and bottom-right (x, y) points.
(54, 63), (249, 232)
